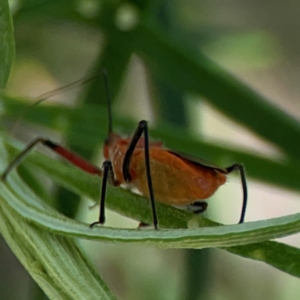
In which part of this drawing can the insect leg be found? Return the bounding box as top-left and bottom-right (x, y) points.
(225, 164), (247, 223)
(1, 137), (102, 181)
(90, 160), (119, 228)
(187, 201), (208, 214)
(122, 120), (158, 230)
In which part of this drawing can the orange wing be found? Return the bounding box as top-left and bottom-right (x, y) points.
(128, 148), (226, 206)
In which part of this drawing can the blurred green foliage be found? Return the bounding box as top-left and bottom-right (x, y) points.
(1, 1), (300, 300)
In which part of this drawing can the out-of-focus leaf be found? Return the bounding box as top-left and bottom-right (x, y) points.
(0, 0), (15, 88)
(2, 96), (300, 194)
(95, 7), (300, 161)
(0, 184), (117, 300)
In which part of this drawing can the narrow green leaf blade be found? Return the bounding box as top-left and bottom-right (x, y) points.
(97, 12), (300, 160)
(1, 139), (300, 248)
(0, 201), (117, 300)
(3, 96), (300, 194)
(0, 0), (15, 88)
(1, 137), (300, 279)
(229, 241), (300, 278)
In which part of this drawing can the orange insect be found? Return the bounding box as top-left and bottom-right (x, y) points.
(1, 71), (247, 229)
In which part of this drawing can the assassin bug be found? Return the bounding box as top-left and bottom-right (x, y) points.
(1, 71), (248, 229)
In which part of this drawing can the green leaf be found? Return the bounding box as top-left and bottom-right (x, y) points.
(229, 241), (300, 278)
(0, 0), (15, 88)
(0, 191), (117, 300)
(1, 138), (300, 279)
(3, 95), (300, 194)
(96, 8), (300, 161)
(0, 134), (117, 299)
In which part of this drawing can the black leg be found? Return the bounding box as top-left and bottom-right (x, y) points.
(90, 160), (117, 228)
(187, 201), (208, 214)
(122, 120), (158, 230)
(138, 222), (148, 228)
(226, 164), (247, 223)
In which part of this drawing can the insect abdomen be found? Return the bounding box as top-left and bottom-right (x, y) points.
(129, 148), (226, 205)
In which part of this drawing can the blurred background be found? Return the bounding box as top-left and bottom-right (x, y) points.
(1, 0), (300, 299)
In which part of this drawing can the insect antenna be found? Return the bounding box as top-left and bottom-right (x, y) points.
(90, 70), (117, 228)
(11, 71), (102, 135)
(102, 69), (113, 135)
(1, 72), (104, 181)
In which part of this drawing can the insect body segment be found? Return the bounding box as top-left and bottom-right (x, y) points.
(100, 123), (247, 225)
(1, 71), (248, 229)
(104, 127), (228, 208)
(122, 148), (225, 205)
